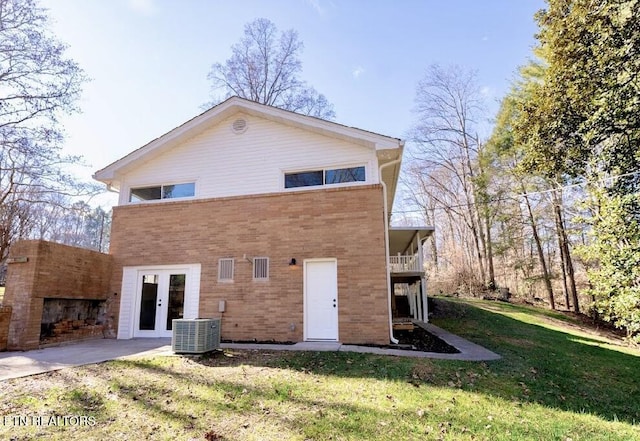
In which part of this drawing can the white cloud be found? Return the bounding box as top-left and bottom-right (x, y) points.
(306, 0), (336, 16)
(307, 0), (325, 15)
(480, 86), (494, 98)
(128, 0), (156, 15)
(352, 66), (365, 79)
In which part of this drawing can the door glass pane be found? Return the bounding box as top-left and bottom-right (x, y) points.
(139, 274), (159, 330)
(166, 274), (186, 330)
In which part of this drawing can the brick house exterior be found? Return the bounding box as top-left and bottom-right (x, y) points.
(109, 185), (388, 344)
(94, 97), (427, 346)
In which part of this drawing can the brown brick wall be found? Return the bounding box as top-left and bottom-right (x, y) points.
(4, 240), (113, 350)
(0, 306), (11, 351)
(110, 184), (390, 344)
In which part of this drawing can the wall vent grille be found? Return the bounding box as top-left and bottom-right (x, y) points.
(232, 118), (248, 134)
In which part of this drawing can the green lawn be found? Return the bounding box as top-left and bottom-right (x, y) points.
(1, 297), (638, 440)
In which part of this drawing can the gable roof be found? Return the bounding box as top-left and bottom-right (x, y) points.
(93, 96), (404, 202)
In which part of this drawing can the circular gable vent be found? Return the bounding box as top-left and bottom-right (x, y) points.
(231, 118), (248, 134)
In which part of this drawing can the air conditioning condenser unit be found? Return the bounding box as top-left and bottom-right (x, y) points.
(172, 318), (221, 354)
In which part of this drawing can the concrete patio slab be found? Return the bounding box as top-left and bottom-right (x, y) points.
(0, 338), (173, 381)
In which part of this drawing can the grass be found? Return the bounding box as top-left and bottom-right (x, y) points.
(1, 297), (639, 440)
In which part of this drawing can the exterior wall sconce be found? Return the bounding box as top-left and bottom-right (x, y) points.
(289, 258), (297, 266)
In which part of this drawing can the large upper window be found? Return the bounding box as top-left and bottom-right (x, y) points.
(285, 166), (365, 189)
(129, 183), (195, 202)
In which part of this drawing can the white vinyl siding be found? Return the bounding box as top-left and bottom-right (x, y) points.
(117, 267), (138, 339)
(118, 114), (379, 205)
(253, 257), (269, 280)
(218, 258), (234, 282)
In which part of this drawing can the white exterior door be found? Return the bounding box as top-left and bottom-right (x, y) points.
(118, 264), (201, 339)
(304, 259), (338, 341)
(134, 270), (187, 338)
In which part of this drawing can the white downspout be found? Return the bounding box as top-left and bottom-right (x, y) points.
(379, 157), (402, 344)
(416, 231), (426, 322)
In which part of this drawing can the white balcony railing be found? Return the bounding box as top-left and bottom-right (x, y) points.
(389, 255), (422, 273)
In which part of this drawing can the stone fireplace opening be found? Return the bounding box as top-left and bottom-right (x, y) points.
(40, 298), (107, 345)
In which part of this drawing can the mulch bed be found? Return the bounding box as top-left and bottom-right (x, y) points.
(393, 326), (460, 353)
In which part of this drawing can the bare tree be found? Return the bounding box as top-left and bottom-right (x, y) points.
(408, 65), (495, 290)
(0, 0), (90, 261)
(0, 196), (31, 262)
(207, 18), (335, 120)
(27, 196), (111, 252)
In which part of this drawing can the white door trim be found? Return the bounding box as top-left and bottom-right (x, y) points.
(118, 264), (201, 339)
(303, 258), (339, 341)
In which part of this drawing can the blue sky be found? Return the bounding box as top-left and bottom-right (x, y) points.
(42, 0), (545, 206)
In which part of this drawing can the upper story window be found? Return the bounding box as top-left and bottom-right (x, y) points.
(285, 171), (323, 188)
(325, 166), (365, 184)
(284, 166), (365, 189)
(129, 182), (195, 202)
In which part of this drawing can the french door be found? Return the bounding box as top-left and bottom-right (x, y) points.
(134, 270), (186, 337)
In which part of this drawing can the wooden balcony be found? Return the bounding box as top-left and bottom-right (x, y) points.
(389, 255), (424, 279)
(388, 227), (433, 323)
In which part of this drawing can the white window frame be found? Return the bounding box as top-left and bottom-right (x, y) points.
(283, 164), (367, 190)
(253, 257), (269, 281)
(127, 181), (197, 204)
(218, 258), (234, 282)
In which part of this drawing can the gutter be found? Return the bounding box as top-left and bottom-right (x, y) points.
(379, 157), (402, 344)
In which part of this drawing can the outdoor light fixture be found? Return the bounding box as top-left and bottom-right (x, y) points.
(289, 258), (297, 266)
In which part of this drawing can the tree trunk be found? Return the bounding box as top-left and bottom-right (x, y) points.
(552, 190), (579, 313)
(521, 186), (555, 309)
(462, 164), (487, 287)
(468, 214), (487, 286)
(556, 220), (571, 310)
(559, 216), (579, 313)
(484, 210), (496, 289)
(427, 208), (438, 269)
(474, 144), (496, 290)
